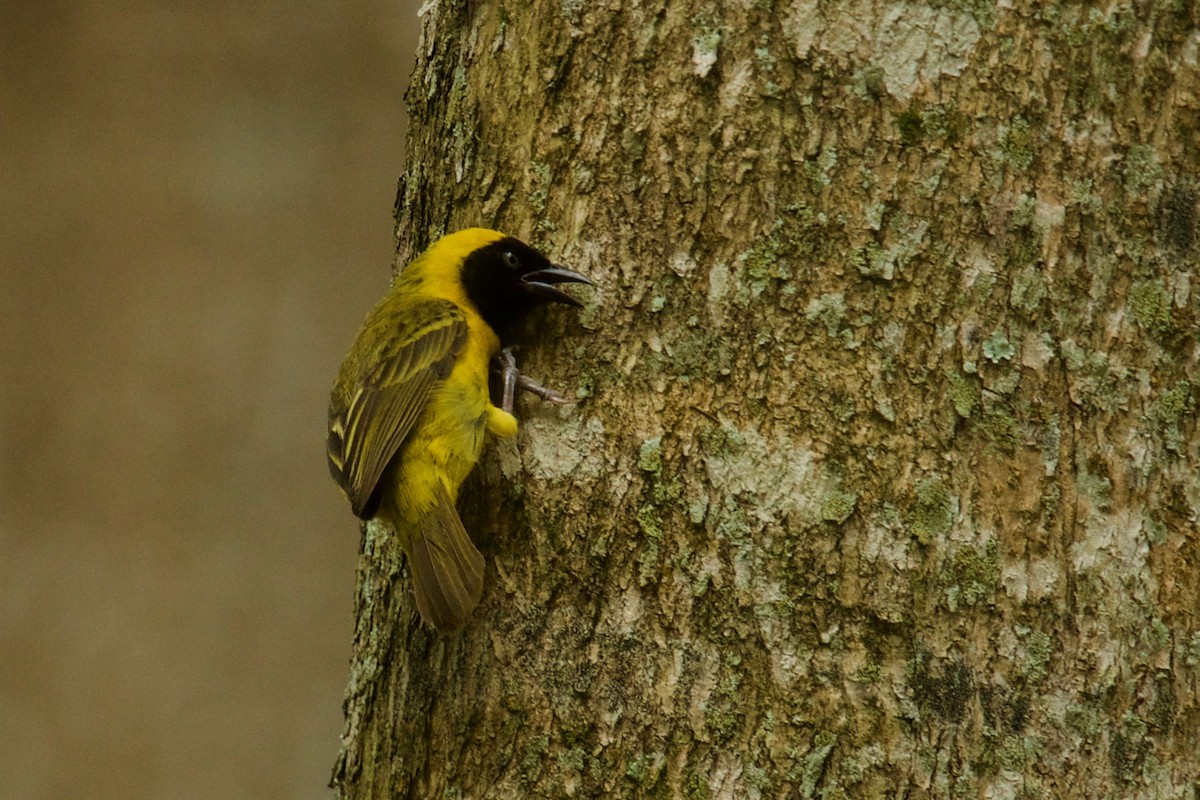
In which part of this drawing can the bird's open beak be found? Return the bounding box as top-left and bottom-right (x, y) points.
(521, 265), (594, 307)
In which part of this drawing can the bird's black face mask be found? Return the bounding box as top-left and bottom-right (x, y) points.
(461, 237), (592, 341)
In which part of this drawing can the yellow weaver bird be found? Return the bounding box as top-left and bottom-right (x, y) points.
(327, 228), (592, 631)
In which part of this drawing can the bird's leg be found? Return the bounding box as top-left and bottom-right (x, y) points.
(494, 347), (575, 414)
(498, 348), (518, 413)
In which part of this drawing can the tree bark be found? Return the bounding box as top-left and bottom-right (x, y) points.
(331, 2), (1199, 798)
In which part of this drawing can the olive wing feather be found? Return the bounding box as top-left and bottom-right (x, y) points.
(327, 299), (468, 518)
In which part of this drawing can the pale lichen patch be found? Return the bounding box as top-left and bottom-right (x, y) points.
(1001, 556), (1062, 604)
(780, 0), (822, 61)
(707, 261), (731, 327)
(1071, 508), (1153, 600)
(718, 57), (754, 114)
(692, 29), (721, 78)
(703, 426), (824, 524)
(820, 4), (984, 101)
(520, 414), (608, 484)
(1020, 331), (1055, 372)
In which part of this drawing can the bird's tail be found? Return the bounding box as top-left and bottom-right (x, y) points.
(406, 482), (485, 632)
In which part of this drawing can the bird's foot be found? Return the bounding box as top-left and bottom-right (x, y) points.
(494, 347), (576, 414)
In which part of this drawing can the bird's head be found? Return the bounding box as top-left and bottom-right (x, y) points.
(459, 235), (593, 340)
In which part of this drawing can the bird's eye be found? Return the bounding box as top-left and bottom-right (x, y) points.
(502, 251), (520, 270)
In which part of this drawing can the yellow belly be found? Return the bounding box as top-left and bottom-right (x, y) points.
(377, 327), (516, 531)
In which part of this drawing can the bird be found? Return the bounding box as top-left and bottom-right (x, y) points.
(326, 228), (592, 631)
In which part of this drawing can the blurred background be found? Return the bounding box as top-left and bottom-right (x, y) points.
(1, 3), (418, 798)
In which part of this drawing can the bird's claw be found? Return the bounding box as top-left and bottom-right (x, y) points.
(494, 347), (575, 413)
(515, 375), (575, 405)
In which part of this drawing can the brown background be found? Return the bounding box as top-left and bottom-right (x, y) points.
(1, 3), (418, 798)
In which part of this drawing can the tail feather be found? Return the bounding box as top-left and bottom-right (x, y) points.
(407, 483), (484, 632)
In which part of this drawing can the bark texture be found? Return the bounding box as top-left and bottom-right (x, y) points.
(332, 2), (1200, 798)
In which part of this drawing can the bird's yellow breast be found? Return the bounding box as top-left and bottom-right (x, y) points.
(381, 323), (508, 524)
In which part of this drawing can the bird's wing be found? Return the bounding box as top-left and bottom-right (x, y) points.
(327, 299), (468, 518)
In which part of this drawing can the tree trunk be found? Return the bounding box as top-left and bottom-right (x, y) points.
(331, 2), (1199, 798)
